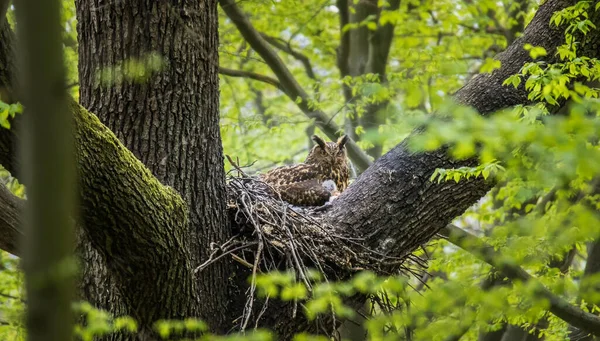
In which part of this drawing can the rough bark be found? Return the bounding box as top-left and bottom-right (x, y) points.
(0, 184), (22, 257)
(0, 18), (202, 339)
(326, 0), (576, 255)
(75, 0), (232, 332)
(0, 0), (596, 339)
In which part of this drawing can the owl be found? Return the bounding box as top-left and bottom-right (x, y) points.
(260, 135), (350, 206)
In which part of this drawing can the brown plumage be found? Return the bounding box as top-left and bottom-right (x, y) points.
(260, 135), (350, 206)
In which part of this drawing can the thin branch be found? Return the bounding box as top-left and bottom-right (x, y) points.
(219, 67), (285, 92)
(260, 33), (316, 80)
(287, 0), (330, 43)
(218, 0), (373, 172)
(440, 224), (600, 336)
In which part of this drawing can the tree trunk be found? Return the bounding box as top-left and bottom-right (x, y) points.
(337, 0), (399, 159)
(0, 0), (598, 340)
(75, 0), (233, 333)
(15, 0), (75, 339)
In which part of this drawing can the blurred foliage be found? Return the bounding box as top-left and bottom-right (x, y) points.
(1, 0), (600, 340)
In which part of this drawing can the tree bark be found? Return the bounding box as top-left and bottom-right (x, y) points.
(74, 0), (233, 332)
(0, 15), (205, 338)
(0, 0), (597, 339)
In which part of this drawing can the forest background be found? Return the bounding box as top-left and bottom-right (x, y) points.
(1, 0), (600, 341)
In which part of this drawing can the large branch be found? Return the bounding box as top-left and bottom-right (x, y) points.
(440, 224), (600, 335)
(0, 20), (200, 327)
(218, 0), (373, 172)
(326, 0), (583, 255)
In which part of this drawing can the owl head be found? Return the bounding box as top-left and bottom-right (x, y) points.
(304, 134), (349, 167)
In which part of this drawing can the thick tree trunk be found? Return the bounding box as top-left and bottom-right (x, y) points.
(0, 16), (206, 340)
(75, 0), (232, 332)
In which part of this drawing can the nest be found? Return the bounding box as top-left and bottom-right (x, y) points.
(195, 160), (428, 333)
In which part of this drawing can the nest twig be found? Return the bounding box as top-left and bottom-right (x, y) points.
(199, 159), (428, 334)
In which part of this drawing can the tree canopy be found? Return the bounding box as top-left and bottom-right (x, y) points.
(1, 0), (600, 341)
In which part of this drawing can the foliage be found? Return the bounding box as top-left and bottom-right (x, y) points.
(217, 0), (600, 340)
(3, 0), (600, 340)
(218, 0), (525, 166)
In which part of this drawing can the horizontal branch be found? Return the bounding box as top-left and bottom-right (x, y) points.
(440, 224), (600, 336)
(218, 0), (373, 172)
(219, 67), (284, 92)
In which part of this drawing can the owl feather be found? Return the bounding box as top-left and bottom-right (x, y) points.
(261, 135), (350, 206)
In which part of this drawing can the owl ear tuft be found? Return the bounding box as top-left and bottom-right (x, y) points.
(337, 135), (348, 150)
(312, 135), (327, 150)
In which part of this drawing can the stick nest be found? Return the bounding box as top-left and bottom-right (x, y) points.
(213, 172), (424, 281)
(195, 165), (428, 334)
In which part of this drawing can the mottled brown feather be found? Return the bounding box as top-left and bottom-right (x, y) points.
(260, 135), (350, 206)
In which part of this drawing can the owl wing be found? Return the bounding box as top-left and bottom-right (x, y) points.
(275, 179), (332, 206)
(261, 164), (323, 186)
(261, 164), (331, 206)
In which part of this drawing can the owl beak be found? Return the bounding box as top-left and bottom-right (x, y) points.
(312, 135), (327, 150)
(337, 135), (348, 150)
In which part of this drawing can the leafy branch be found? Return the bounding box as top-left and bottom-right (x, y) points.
(440, 224), (600, 336)
(218, 0), (373, 171)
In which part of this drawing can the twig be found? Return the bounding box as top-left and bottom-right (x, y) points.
(440, 224), (600, 336)
(218, 0), (373, 172)
(194, 241), (258, 274)
(219, 67), (285, 93)
(241, 237), (263, 332)
(226, 154), (249, 177)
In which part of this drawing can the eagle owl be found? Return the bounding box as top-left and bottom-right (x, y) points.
(261, 135), (350, 206)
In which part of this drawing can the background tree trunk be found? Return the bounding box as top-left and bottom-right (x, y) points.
(15, 0), (75, 339)
(0, 0), (599, 340)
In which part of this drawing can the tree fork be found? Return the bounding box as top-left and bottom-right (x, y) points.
(0, 0), (597, 338)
